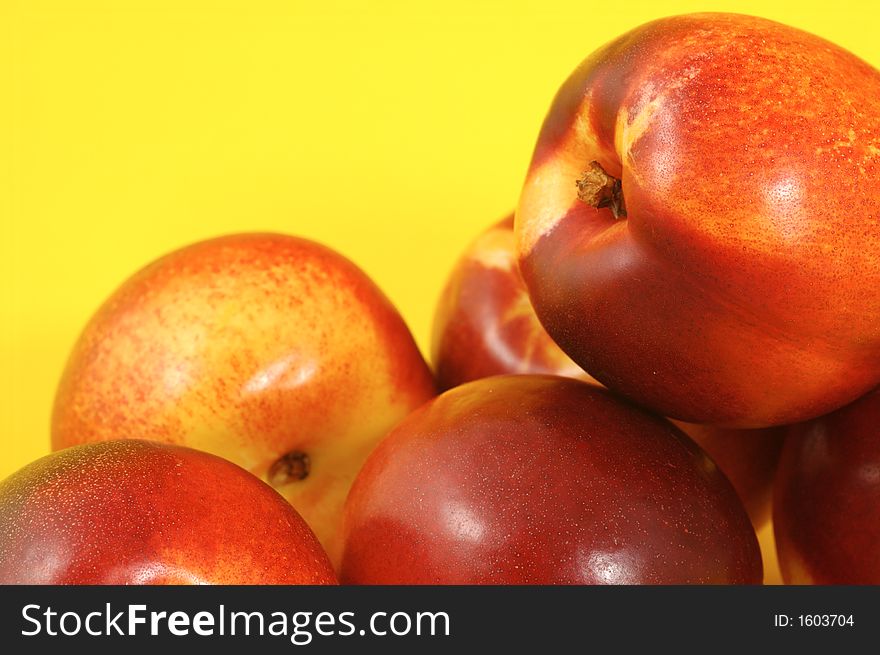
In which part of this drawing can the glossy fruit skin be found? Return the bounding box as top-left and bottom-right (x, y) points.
(432, 215), (595, 391)
(0, 440), (337, 584)
(433, 217), (783, 528)
(51, 233), (436, 566)
(516, 13), (880, 428)
(774, 389), (880, 584)
(341, 376), (762, 584)
(668, 421), (783, 528)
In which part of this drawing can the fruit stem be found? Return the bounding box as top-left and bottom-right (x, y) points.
(268, 450), (310, 486)
(576, 161), (627, 218)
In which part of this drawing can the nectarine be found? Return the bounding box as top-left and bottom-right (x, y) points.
(516, 13), (880, 428)
(341, 376), (762, 584)
(774, 389), (880, 584)
(52, 233), (436, 566)
(0, 440), (336, 584)
(433, 217), (784, 528)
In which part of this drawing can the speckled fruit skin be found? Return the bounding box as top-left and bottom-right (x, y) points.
(516, 13), (880, 428)
(51, 233), (436, 567)
(0, 440), (337, 584)
(774, 389), (880, 584)
(341, 376), (762, 584)
(433, 217), (784, 529)
(667, 421), (783, 529)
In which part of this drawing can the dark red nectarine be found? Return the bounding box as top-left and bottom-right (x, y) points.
(774, 389), (880, 583)
(341, 376), (762, 584)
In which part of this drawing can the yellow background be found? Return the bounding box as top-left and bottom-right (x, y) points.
(3, 0), (877, 582)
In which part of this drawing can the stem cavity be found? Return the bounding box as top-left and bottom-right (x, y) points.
(268, 450), (311, 486)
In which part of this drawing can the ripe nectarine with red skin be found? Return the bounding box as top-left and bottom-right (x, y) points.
(516, 13), (880, 428)
(433, 216), (784, 528)
(432, 215), (595, 390)
(774, 389), (880, 584)
(341, 376), (762, 584)
(0, 440), (337, 584)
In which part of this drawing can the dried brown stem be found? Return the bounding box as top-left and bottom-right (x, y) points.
(576, 161), (627, 219)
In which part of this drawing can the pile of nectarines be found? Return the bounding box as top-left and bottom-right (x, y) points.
(2, 12), (879, 585)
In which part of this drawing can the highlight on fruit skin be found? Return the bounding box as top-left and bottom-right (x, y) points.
(432, 215), (784, 531)
(51, 232), (436, 568)
(0, 440), (338, 585)
(516, 12), (880, 429)
(774, 388), (880, 584)
(341, 375), (762, 585)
